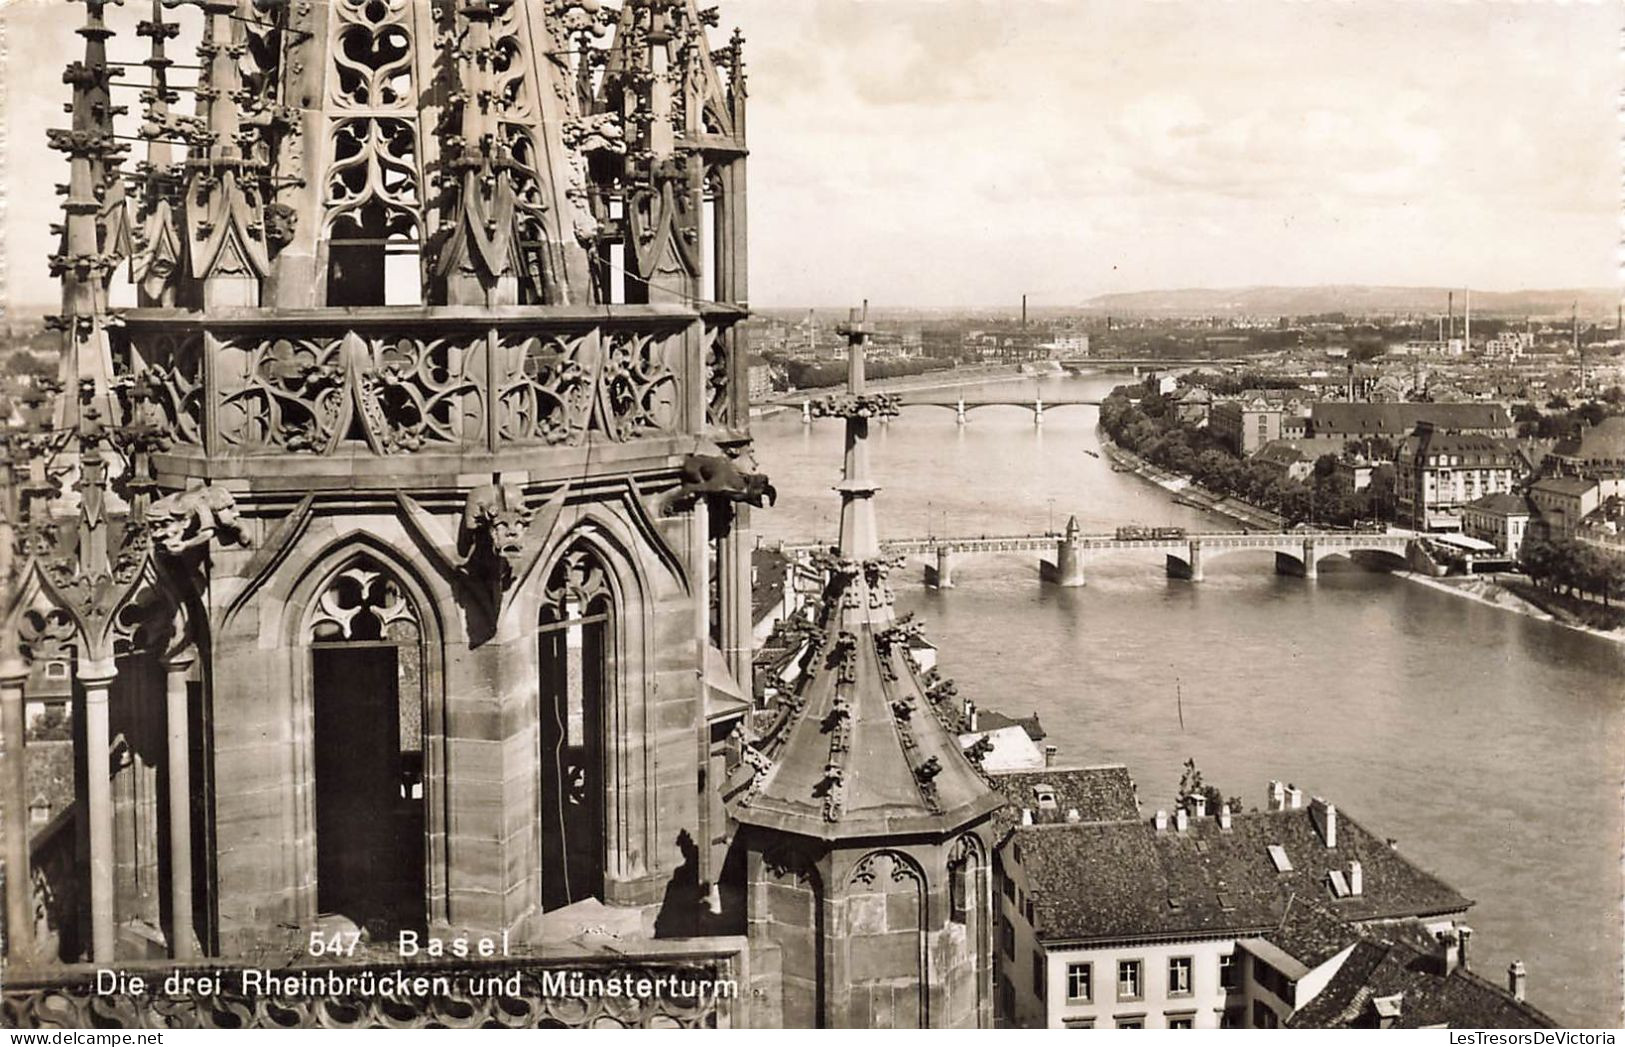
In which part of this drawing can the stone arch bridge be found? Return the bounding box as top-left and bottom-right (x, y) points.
(799, 392), (1102, 425)
(780, 527), (1417, 587)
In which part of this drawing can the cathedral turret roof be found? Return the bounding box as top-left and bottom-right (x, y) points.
(735, 306), (1001, 840)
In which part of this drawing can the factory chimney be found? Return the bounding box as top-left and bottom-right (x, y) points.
(1464, 288), (1471, 352)
(1022, 294), (1028, 329)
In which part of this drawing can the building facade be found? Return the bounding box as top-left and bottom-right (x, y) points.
(1210, 399), (1283, 457)
(1395, 426), (1524, 531)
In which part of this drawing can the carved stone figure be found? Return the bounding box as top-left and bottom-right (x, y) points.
(665, 454), (776, 515)
(460, 483), (534, 588)
(147, 487), (245, 556)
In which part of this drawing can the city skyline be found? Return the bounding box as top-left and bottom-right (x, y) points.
(2, 0), (1621, 311)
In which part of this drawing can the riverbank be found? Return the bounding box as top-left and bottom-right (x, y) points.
(1100, 438), (1282, 531)
(1396, 572), (1625, 649)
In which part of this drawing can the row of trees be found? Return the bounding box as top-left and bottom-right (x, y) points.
(773, 355), (952, 391)
(1100, 386), (1393, 526)
(1520, 535), (1625, 607)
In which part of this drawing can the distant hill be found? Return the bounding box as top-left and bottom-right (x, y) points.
(1080, 285), (1621, 319)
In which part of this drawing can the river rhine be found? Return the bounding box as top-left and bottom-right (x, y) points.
(750, 371), (1623, 1027)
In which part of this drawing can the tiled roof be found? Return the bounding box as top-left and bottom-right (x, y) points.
(1464, 492), (1530, 516)
(1400, 431), (1521, 467)
(974, 709), (1047, 741)
(1553, 415), (1625, 462)
(1286, 940), (1557, 1029)
(1529, 475), (1598, 497)
(988, 765), (1140, 840)
(1312, 403), (1512, 436)
(1015, 804), (1471, 944)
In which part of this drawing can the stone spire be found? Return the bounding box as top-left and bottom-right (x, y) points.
(737, 304), (998, 840)
(832, 303), (885, 561)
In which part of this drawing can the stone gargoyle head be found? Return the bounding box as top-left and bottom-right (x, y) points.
(460, 483), (534, 587)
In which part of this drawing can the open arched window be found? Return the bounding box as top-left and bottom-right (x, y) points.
(307, 558), (426, 935)
(537, 547), (613, 913)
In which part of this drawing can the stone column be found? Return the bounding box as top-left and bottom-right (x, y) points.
(1053, 535), (1086, 587)
(1187, 539), (1204, 582)
(933, 547), (954, 589)
(163, 653), (196, 959)
(80, 658), (117, 962)
(1, 657), (31, 960)
(1302, 538), (1318, 580)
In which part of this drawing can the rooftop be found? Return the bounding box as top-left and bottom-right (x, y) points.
(1553, 415), (1625, 463)
(1530, 476), (1600, 497)
(1287, 939), (1557, 1029)
(1014, 802), (1471, 944)
(1312, 402), (1512, 435)
(988, 764), (1140, 840)
(1463, 492), (1531, 516)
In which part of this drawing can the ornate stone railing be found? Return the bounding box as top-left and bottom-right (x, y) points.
(2, 945), (746, 1029)
(116, 306), (747, 461)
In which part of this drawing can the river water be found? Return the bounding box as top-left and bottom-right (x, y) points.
(750, 371), (1624, 1027)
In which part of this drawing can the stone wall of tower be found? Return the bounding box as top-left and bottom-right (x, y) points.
(202, 491), (709, 953)
(744, 830), (994, 1029)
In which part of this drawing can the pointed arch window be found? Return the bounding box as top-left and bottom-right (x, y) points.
(307, 558), (426, 935)
(538, 548), (613, 913)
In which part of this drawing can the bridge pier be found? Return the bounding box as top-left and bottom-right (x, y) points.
(926, 546), (954, 589)
(1033, 398), (1044, 426)
(1048, 516), (1086, 586)
(1167, 540), (1203, 581)
(956, 397), (967, 425)
(1303, 538), (1318, 580)
(801, 399), (812, 424)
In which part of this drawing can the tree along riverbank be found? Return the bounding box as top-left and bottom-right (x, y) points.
(1100, 435), (1282, 531)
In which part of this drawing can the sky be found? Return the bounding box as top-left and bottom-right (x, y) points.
(3, 0), (1620, 309)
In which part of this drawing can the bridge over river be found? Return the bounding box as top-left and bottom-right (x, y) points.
(797, 389), (1103, 424)
(777, 524), (1418, 586)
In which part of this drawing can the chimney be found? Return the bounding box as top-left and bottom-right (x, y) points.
(964, 699), (978, 731)
(1457, 925), (1472, 972)
(1154, 809), (1168, 832)
(1044, 744), (1057, 768)
(1191, 794), (1207, 818)
(1508, 961), (1527, 1002)
(1348, 859), (1363, 896)
(1175, 808), (1189, 832)
(1267, 780), (1285, 812)
(1310, 796), (1337, 848)
(1434, 929), (1461, 977)
(1286, 785), (1303, 810)
(1219, 803), (1233, 830)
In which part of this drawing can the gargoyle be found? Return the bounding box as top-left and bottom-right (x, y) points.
(459, 483), (534, 589)
(147, 486), (245, 555)
(663, 454), (776, 516)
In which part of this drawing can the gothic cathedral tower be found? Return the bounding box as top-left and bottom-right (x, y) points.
(2, 0), (756, 965)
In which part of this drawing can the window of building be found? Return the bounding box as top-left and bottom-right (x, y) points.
(1219, 953), (1239, 991)
(1115, 1015), (1145, 1029)
(1000, 915), (1015, 958)
(1221, 1005), (1245, 1028)
(1066, 962), (1093, 1003)
(1062, 1018), (1096, 1030)
(1117, 959), (1143, 1001)
(1253, 1000), (1280, 1029)
(1003, 872), (1016, 901)
(1166, 1013), (1196, 1029)
(1033, 951), (1047, 999)
(1024, 898), (1035, 925)
(1168, 956), (1193, 997)
(948, 855), (968, 924)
